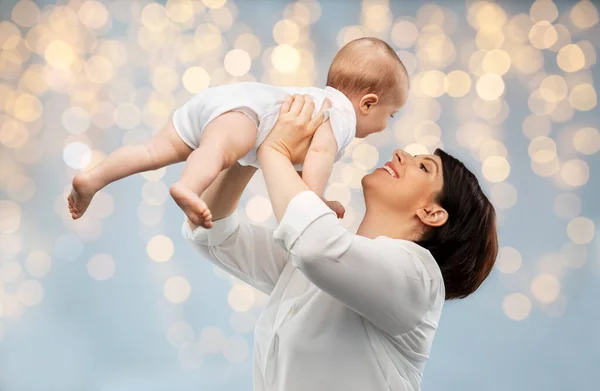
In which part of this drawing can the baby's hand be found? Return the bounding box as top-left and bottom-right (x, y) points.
(325, 200), (345, 219)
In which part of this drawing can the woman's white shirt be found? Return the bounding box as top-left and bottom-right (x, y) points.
(182, 191), (445, 391)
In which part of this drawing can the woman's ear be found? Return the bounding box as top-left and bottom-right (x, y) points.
(359, 93), (379, 114)
(416, 205), (448, 228)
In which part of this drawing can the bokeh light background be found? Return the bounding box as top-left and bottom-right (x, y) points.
(0, 0), (598, 390)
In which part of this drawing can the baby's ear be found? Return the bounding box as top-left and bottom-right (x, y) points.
(359, 93), (379, 113)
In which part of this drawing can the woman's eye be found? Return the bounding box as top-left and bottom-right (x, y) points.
(390, 114), (395, 119)
(420, 163), (428, 173)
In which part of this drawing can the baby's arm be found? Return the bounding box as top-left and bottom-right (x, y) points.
(302, 121), (337, 196)
(301, 122), (345, 218)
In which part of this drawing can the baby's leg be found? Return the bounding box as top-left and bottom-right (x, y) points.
(68, 121), (192, 219)
(169, 111), (257, 227)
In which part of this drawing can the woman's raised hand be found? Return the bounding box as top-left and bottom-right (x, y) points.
(258, 94), (332, 164)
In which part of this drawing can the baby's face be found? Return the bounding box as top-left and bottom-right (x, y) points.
(355, 101), (403, 139)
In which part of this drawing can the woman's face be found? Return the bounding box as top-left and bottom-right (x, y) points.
(362, 149), (445, 218)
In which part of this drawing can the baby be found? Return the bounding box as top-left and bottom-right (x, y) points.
(68, 37), (409, 227)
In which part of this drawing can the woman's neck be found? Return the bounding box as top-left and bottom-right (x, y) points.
(357, 208), (421, 241)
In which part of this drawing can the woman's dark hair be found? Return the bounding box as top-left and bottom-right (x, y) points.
(416, 149), (498, 300)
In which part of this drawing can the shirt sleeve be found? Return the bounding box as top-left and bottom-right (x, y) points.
(273, 191), (443, 337)
(182, 211), (290, 295)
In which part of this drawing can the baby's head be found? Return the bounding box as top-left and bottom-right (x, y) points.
(327, 38), (409, 138)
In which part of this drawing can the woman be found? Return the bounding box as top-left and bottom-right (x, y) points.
(183, 96), (498, 390)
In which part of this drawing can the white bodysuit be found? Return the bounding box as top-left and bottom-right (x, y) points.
(172, 82), (357, 169)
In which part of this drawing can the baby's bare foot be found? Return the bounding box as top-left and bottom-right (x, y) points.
(68, 172), (99, 219)
(170, 183), (213, 228)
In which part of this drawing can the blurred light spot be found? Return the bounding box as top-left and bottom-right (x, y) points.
(476, 27), (504, 50)
(456, 121), (493, 151)
(503, 293), (531, 321)
(396, 50), (417, 75)
(415, 120), (441, 147)
(539, 75), (568, 102)
(63, 142), (92, 169)
(0, 260), (21, 283)
(528, 136), (556, 163)
(141, 180), (169, 205)
(182, 66), (210, 93)
(234, 33), (261, 58)
(53, 234), (84, 262)
(141, 167), (167, 182)
(203, 0), (227, 9)
(78, 0), (109, 29)
(115, 103), (142, 129)
(420, 71), (446, 98)
(25, 250), (51, 278)
(44, 40), (76, 69)
(166, 0), (194, 23)
(91, 101), (115, 129)
(473, 98), (502, 121)
(531, 273), (560, 303)
(573, 127), (600, 155)
(209, 6), (233, 31)
(13, 93), (42, 122)
(88, 253), (115, 281)
(403, 143), (429, 157)
(141, 3), (169, 31)
(224, 49), (251, 77)
(194, 24), (222, 52)
(324, 183), (351, 207)
(568, 83), (597, 111)
(528, 90), (556, 115)
(560, 159), (589, 187)
(11, 0), (40, 28)
(444, 70), (471, 97)
(271, 45), (300, 73)
(273, 19), (300, 45)
(531, 156), (559, 177)
(0, 200), (21, 233)
(0, 118), (29, 148)
(352, 143), (379, 170)
(490, 182), (517, 210)
(147, 235), (174, 262)
(152, 66), (179, 93)
(530, 0), (558, 23)
(245, 195), (272, 223)
(222, 335), (248, 363)
(495, 246), (522, 273)
(228, 284), (254, 312)
(167, 321), (194, 348)
(476, 73), (505, 101)
(482, 49), (511, 75)
(512, 45), (543, 74)
(578, 40), (597, 68)
(17, 279), (44, 306)
(340, 163), (367, 189)
(557, 44), (585, 73)
(391, 20), (418, 49)
(199, 327), (226, 354)
(570, 1), (599, 29)
(62, 107), (91, 134)
(505, 13), (533, 44)
(230, 310), (257, 334)
(549, 24), (572, 52)
(528, 21), (557, 49)
(567, 217), (595, 244)
(560, 242), (587, 269)
(164, 276), (191, 303)
(553, 193), (581, 220)
(482, 156), (510, 182)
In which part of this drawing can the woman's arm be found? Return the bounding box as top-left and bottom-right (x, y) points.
(257, 97), (440, 336)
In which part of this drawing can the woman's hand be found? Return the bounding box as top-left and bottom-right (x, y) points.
(258, 94), (332, 164)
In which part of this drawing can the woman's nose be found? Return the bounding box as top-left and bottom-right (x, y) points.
(394, 149), (407, 166)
